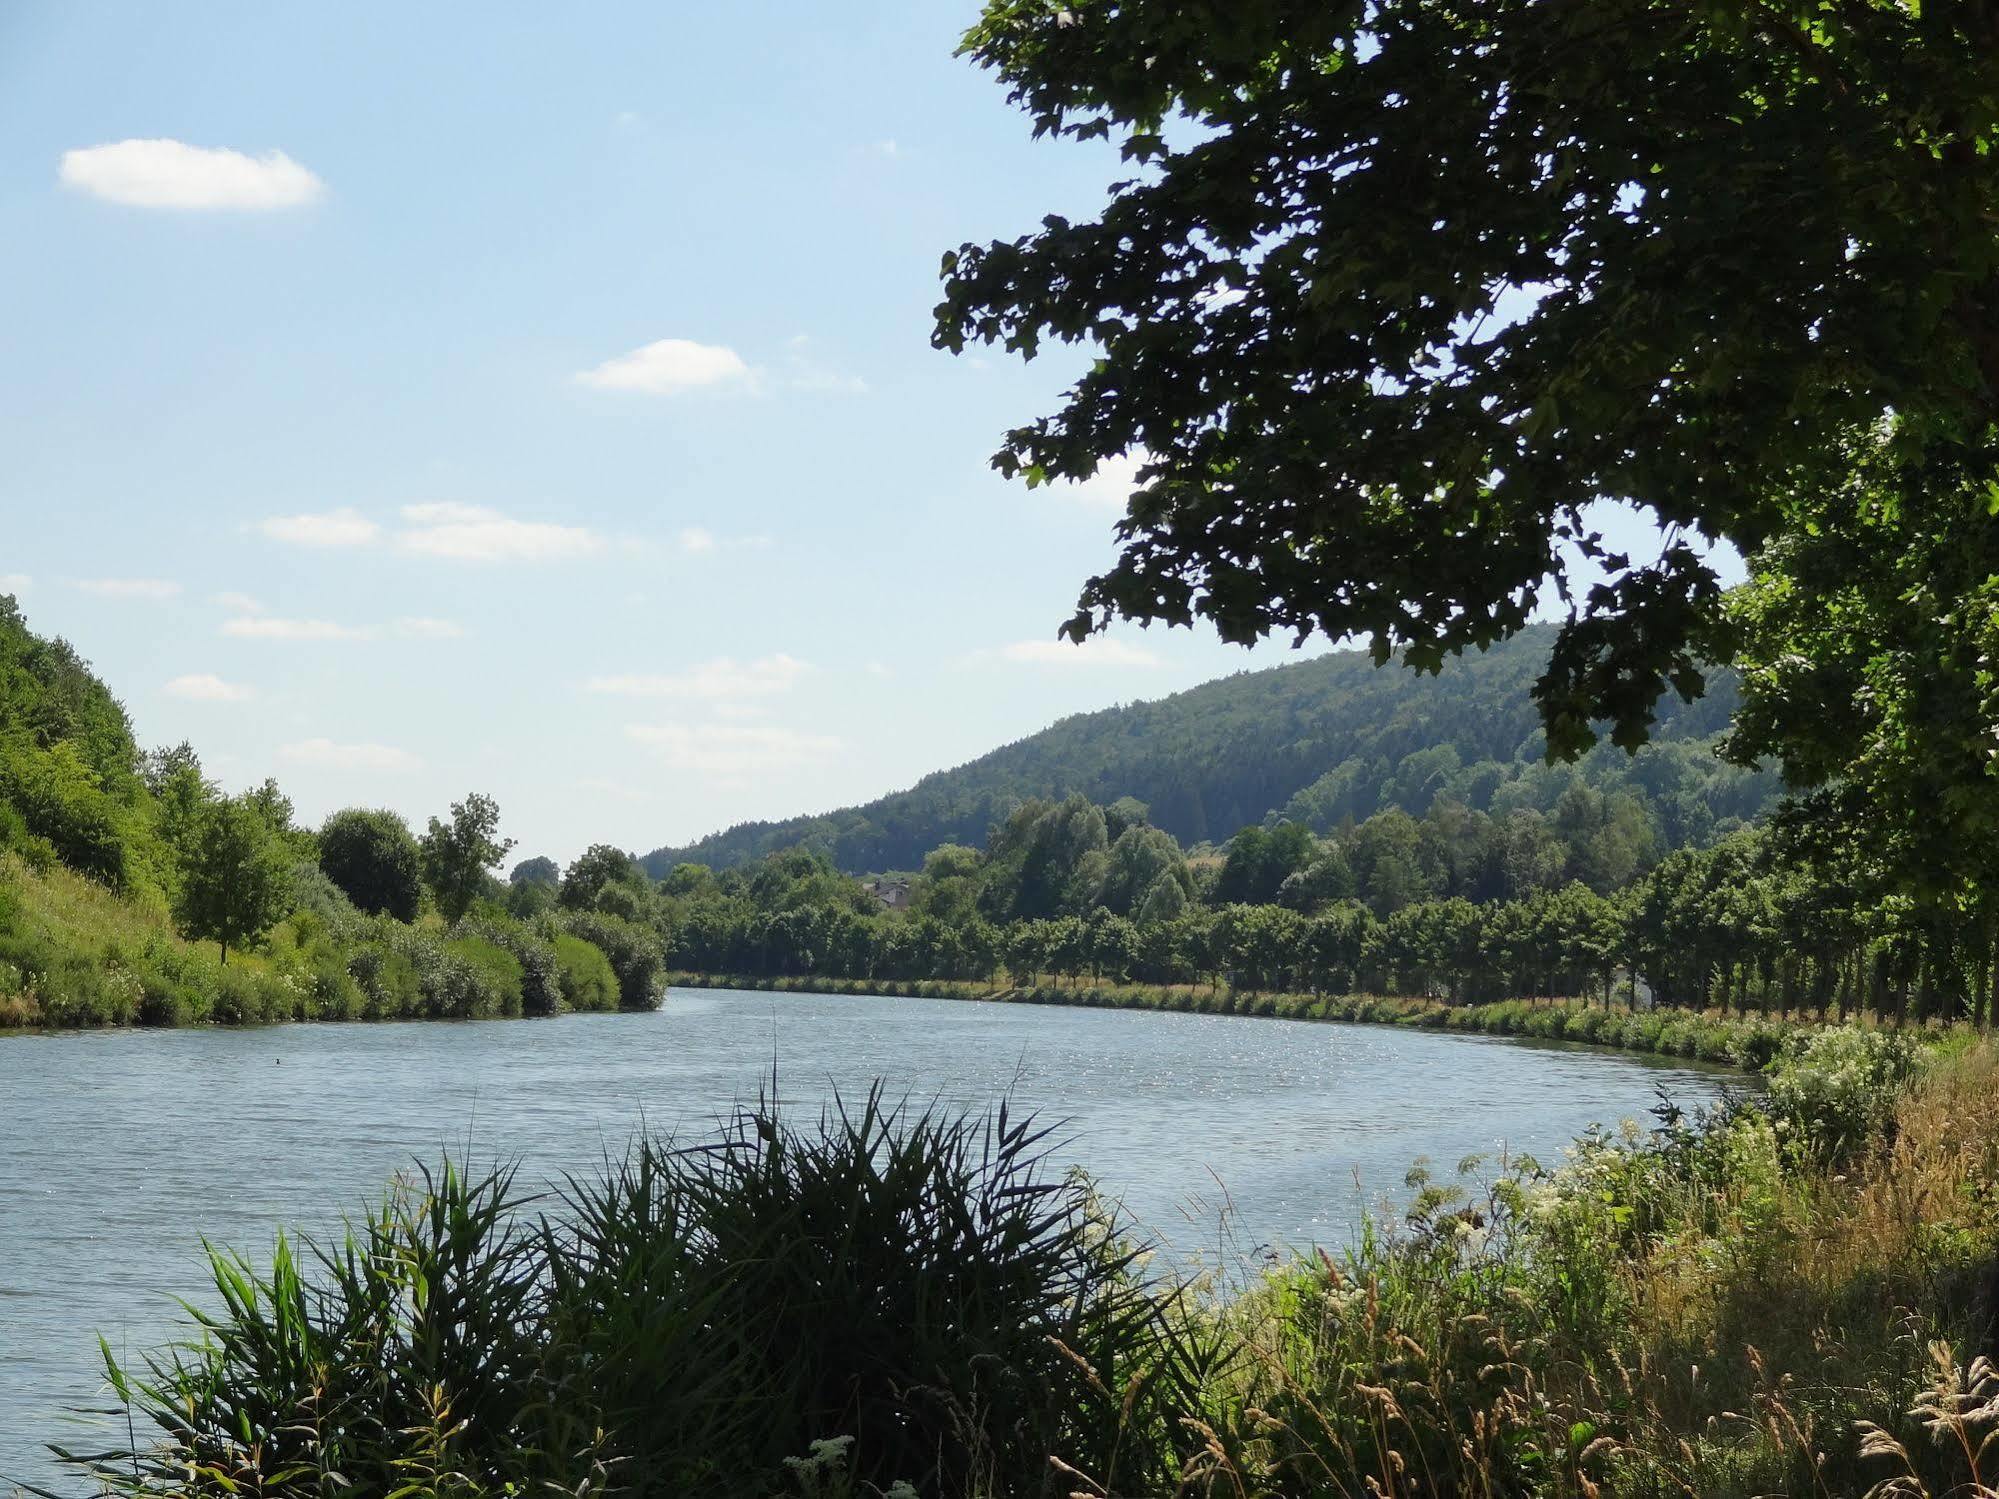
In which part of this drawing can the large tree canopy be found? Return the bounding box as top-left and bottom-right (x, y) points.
(936, 0), (1999, 756)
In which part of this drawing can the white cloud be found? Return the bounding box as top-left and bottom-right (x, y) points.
(586, 654), (808, 700)
(279, 738), (422, 772)
(1059, 450), (1152, 510)
(76, 577), (181, 600)
(995, 638), (1164, 669)
(164, 673), (254, 703)
(672, 527), (770, 555)
(625, 722), (840, 774)
(866, 661), (893, 678)
(396, 502), (603, 562)
(0, 573), (30, 593)
(575, 338), (752, 395)
(257, 508), (379, 548)
(395, 616), (466, 639)
(223, 615), (368, 641)
(60, 139), (324, 210)
(211, 590), (265, 613)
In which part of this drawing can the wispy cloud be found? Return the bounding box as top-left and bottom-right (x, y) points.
(395, 616), (466, 639)
(586, 654), (808, 700)
(279, 738), (422, 772)
(224, 615), (368, 641)
(674, 526), (769, 555)
(625, 722), (840, 774)
(575, 338), (752, 395)
(0, 573), (30, 593)
(60, 139), (324, 210)
(222, 613), (466, 641)
(257, 508), (380, 547)
(993, 637), (1164, 669)
(211, 591), (265, 613)
(397, 503), (603, 563)
(783, 334), (868, 395)
(164, 673), (254, 703)
(76, 577), (181, 600)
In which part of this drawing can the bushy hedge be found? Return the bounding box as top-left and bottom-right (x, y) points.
(549, 932), (619, 1013)
(556, 909), (665, 1011)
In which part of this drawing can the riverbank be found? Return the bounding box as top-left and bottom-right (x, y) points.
(58, 1022), (1998, 1498)
(666, 969), (1955, 1072)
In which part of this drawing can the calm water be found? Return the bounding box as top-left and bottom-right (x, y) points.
(0, 988), (1741, 1492)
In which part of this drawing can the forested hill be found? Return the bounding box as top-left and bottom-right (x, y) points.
(640, 626), (1782, 876)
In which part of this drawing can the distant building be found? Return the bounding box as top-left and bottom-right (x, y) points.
(861, 876), (912, 912)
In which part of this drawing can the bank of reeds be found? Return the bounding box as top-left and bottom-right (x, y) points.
(51, 1026), (1999, 1498)
(665, 969), (1933, 1072)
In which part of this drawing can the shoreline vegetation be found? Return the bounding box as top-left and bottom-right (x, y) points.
(60, 1026), (1999, 1498)
(666, 970), (1943, 1074)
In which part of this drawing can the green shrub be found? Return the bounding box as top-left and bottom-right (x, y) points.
(556, 909), (664, 1011)
(1766, 1025), (1920, 1161)
(550, 933), (618, 1013)
(441, 936), (526, 1018)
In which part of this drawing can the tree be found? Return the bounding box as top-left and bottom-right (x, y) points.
(938, 1), (1999, 757)
(420, 793), (516, 924)
(177, 794), (293, 963)
(560, 843), (644, 911)
(511, 855), (560, 888)
(140, 741), (216, 872)
(319, 808), (424, 920)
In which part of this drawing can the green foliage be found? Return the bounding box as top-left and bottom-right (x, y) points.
(939, 1), (1999, 764)
(174, 795), (295, 964)
(509, 854), (559, 888)
(318, 807), (424, 920)
(555, 908), (664, 1011)
(420, 792), (515, 924)
(74, 1034), (1999, 1499)
(558, 842), (644, 910)
(641, 626), (1774, 875)
(548, 932), (618, 1013)
(80, 1092), (1200, 1499)
(1766, 1025), (1922, 1164)
(443, 935), (526, 1017)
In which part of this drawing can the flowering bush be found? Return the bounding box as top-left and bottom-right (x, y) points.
(1765, 1025), (1920, 1161)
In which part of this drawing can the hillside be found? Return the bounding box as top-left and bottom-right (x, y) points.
(0, 596), (641, 1029)
(640, 626), (1781, 875)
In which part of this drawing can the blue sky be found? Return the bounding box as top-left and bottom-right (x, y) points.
(0, 3), (1735, 865)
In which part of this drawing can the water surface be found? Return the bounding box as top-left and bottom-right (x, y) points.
(0, 989), (1741, 1492)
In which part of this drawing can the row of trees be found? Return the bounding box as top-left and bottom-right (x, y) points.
(616, 807), (1998, 1027)
(0, 594), (656, 1026)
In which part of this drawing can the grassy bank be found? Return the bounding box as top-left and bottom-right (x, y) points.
(58, 1025), (1999, 1497)
(0, 855), (627, 1030)
(665, 969), (1921, 1072)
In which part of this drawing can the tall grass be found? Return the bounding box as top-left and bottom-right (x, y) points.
(67, 1089), (1213, 1499)
(60, 1033), (1999, 1498)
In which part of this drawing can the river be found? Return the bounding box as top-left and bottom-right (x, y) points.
(0, 987), (1743, 1493)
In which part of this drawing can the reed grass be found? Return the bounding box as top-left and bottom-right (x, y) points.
(56, 1032), (1999, 1498)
